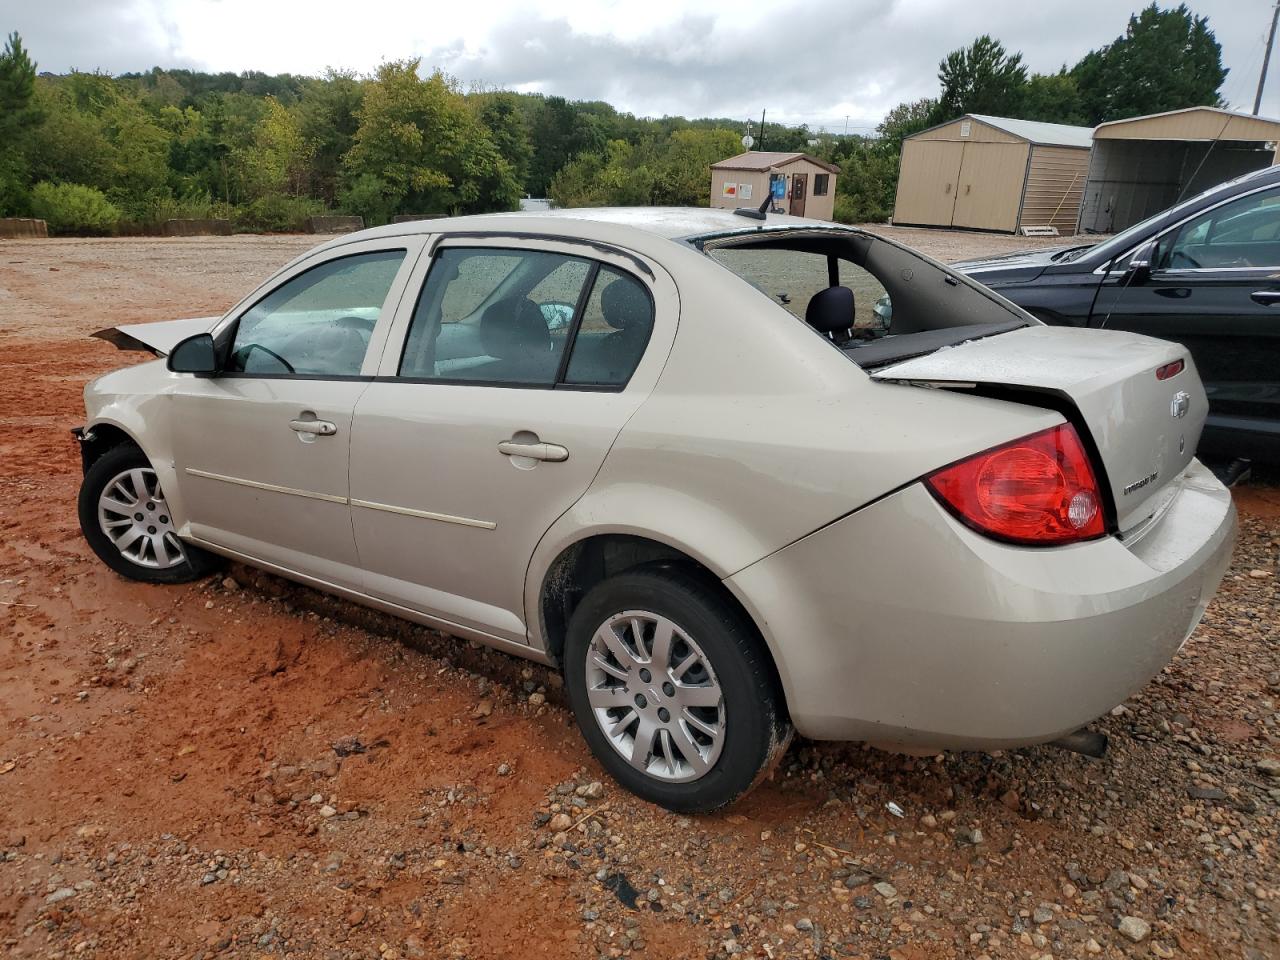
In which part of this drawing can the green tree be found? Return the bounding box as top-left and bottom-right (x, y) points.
(527, 95), (606, 196)
(1018, 71), (1086, 125)
(935, 35), (1027, 121)
(476, 92), (533, 195)
(342, 61), (518, 215)
(233, 96), (310, 199)
(877, 98), (937, 154)
(0, 32), (39, 213)
(297, 70), (364, 204)
(1073, 3), (1226, 124)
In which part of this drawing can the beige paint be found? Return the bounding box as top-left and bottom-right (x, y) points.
(79, 207), (1234, 769)
(710, 157), (837, 221)
(894, 139), (964, 226)
(1095, 107), (1280, 142)
(896, 119), (1090, 232)
(952, 141), (1030, 231)
(1021, 145), (1090, 233)
(911, 116), (1021, 144)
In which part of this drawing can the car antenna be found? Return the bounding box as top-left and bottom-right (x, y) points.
(734, 194), (772, 221)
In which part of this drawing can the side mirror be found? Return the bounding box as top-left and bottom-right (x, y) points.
(167, 332), (218, 375)
(1122, 240), (1157, 285)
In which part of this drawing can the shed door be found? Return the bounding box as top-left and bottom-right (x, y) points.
(951, 141), (1029, 232)
(789, 173), (807, 217)
(894, 140), (964, 226)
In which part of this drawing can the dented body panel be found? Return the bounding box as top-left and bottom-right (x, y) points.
(78, 206), (1237, 754)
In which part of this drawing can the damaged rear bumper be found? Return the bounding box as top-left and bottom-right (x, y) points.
(727, 459), (1236, 749)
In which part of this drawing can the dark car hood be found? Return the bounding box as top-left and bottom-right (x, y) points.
(951, 244), (1093, 285)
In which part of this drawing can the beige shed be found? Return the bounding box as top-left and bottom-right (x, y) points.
(1078, 107), (1280, 234)
(893, 114), (1093, 233)
(710, 152), (840, 221)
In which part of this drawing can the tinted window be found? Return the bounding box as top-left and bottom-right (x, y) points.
(1159, 187), (1280, 270)
(564, 267), (654, 386)
(399, 248), (593, 384)
(814, 174), (830, 197)
(228, 250), (405, 376)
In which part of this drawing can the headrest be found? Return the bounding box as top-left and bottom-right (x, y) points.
(480, 298), (550, 359)
(601, 277), (650, 331)
(805, 286), (855, 334)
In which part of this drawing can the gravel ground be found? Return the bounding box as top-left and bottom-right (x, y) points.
(0, 229), (1276, 960)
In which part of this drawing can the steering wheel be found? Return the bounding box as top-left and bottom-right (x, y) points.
(242, 342), (296, 374)
(1170, 249), (1202, 269)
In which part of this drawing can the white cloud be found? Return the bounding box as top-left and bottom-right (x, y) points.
(7, 0), (1277, 125)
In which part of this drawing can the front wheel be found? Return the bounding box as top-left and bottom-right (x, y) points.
(564, 567), (791, 813)
(78, 444), (220, 583)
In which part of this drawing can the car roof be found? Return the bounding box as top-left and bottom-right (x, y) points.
(322, 206), (848, 250)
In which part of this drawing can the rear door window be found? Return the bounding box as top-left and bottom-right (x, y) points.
(398, 247), (653, 389)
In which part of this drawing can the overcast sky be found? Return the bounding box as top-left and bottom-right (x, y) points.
(6, 0), (1278, 131)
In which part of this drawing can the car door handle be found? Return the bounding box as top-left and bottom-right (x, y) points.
(1250, 290), (1280, 306)
(497, 440), (569, 462)
(289, 418), (337, 436)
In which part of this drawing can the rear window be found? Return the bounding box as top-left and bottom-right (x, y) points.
(708, 247), (889, 333)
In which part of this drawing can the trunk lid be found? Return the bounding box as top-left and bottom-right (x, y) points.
(871, 325), (1206, 534)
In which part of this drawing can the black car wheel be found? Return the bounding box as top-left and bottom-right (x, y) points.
(78, 444), (220, 583)
(564, 566), (791, 813)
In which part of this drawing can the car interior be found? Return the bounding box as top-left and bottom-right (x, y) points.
(700, 229), (1033, 369)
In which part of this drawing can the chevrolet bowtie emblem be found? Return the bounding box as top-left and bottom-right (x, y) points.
(1170, 391), (1190, 419)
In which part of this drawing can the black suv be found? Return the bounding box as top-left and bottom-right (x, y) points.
(953, 164), (1280, 462)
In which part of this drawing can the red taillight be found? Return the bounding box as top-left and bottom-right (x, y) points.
(925, 424), (1107, 546)
(1156, 359), (1184, 381)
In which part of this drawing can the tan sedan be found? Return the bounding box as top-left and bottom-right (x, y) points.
(75, 207), (1235, 812)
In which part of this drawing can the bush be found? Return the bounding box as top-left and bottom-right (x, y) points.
(139, 190), (235, 225)
(233, 194), (324, 232)
(29, 181), (120, 234)
(338, 173), (398, 227)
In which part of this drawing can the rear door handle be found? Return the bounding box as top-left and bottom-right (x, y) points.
(1250, 290), (1280, 306)
(289, 418), (337, 436)
(498, 440), (569, 462)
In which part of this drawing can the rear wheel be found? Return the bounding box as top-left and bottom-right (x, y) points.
(78, 444), (219, 583)
(564, 567), (791, 813)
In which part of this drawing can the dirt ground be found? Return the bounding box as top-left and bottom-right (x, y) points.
(1, 230), (1277, 960)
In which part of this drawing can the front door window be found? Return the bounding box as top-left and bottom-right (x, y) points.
(228, 250), (407, 376)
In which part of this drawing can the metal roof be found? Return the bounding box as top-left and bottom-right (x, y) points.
(1093, 106), (1280, 141)
(711, 151), (841, 173)
(964, 114), (1094, 148)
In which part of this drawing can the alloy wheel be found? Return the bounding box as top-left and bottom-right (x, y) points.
(583, 610), (725, 783)
(96, 467), (187, 570)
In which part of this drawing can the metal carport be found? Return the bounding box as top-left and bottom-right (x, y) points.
(1078, 107), (1280, 234)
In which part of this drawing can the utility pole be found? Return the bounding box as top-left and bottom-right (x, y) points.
(760, 109), (767, 151)
(1255, 1), (1280, 116)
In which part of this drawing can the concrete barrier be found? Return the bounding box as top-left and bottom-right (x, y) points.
(391, 213), (447, 223)
(308, 215), (364, 234)
(0, 218), (49, 238)
(161, 218), (232, 237)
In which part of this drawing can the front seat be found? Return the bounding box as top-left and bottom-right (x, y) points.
(477, 297), (556, 381)
(805, 286), (855, 342)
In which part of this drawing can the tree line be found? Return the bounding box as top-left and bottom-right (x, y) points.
(0, 3), (1228, 234)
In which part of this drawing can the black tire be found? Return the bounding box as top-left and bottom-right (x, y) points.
(564, 566), (791, 813)
(78, 443), (221, 584)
